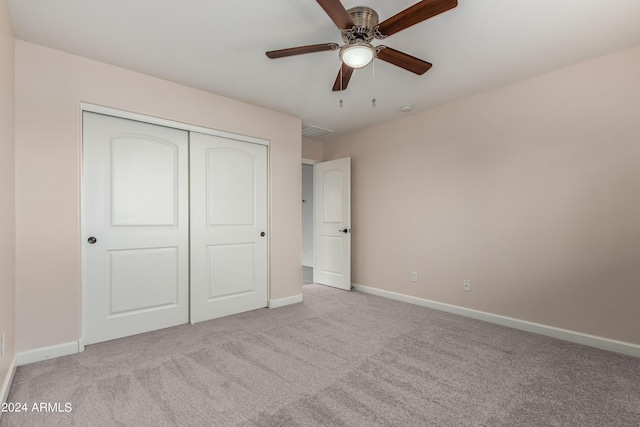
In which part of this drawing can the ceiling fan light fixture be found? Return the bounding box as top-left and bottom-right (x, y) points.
(340, 42), (375, 69)
(266, 0), (459, 91)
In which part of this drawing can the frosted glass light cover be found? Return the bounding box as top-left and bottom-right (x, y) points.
(340, 44), (375, 69)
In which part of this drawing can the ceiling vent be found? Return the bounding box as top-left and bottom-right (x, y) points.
(302, 125), (333, 138)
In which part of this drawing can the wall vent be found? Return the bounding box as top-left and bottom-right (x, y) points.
(302, 125), (333, 138)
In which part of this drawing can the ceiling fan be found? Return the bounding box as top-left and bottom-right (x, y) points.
(266, 0), (458, 91)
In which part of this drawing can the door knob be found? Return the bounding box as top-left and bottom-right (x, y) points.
(88, 237), (97, 244)
(260, 232), (266, 237)
(339, 228), (350, 234)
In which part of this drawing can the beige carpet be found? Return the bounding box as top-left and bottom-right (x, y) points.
(2, 284), (639, 426)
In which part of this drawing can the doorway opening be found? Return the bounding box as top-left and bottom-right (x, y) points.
(302, 162), (315, 285)
(301, 157), (351, 290)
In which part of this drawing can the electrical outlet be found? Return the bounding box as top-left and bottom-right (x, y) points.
(1, 332), (5, 357)
(463, 280), (471, 292)
(411, 272), (418, 282)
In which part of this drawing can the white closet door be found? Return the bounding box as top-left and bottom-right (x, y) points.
(190, 132), (268, 323)
(82, 112), (189, 345)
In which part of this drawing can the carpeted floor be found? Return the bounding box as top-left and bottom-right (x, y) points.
(2, 284), (639, 426)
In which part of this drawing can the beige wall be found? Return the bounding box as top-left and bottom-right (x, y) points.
(0, 0), (16, 394)
(14, 41), (302, 353)
(302, 136), (324, 161)
(323, 45), (640, 345)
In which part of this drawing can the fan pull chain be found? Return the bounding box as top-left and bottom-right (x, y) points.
(339, 64), (344, 108)
(371, 59), (376, 107)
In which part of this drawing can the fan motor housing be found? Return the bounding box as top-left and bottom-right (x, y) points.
(342, 6), (379, 43)
(347, 6), (379, 29)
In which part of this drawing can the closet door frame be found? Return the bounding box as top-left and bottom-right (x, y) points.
(79, 103), (270, 348)
(80, 104), (269, 147)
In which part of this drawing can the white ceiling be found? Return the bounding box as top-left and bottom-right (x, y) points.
(8, 0), (640, 139)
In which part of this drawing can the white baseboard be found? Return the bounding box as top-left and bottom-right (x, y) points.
(17, 341), (82, 366)
(268, 293), (304, 309)
(353, 284), (640, 358)
(1, 356), (17, 414)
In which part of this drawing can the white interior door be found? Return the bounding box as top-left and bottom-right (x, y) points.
(190, 132), (268, 323)
(82, 112), (189, 345)
(313, 157), (351, 290)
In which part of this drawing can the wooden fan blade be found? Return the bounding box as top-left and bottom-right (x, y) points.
(377, 0), (458, 37)
(316, 0), (355, 29)
(266, 43), (339, 59)
(332, 63), (354, 91)
(376, 47), (432, 75)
